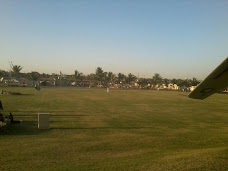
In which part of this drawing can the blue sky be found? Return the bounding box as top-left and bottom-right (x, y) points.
(0, 0), (228, 79)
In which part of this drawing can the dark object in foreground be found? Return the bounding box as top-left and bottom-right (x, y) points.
(0, 112), (22, 129)
(0, 113), (4, 122)
(189, 57), (228, 99)
(9, 113), (21, 124)
(0, 100), (3, 110)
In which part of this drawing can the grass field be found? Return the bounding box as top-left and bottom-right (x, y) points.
(0, 87), (227, 171)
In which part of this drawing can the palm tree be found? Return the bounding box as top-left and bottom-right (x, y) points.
(11, 65), (23, 80)
(29, 71), (40, 86)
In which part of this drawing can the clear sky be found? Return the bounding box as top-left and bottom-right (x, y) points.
(0, 0), (228, 79)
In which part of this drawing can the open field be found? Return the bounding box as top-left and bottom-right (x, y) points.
(0, 87), (228, 171)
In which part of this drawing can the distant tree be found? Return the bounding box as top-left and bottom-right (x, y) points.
(171, 78), (177, 84)
(29, 71), (40, 86)
(162, 78), (170, 86)
(42, 73), (50, 78)
(191, 77), (200, 86)
(177, 78), (191, 87)
(0, 70), (8, 78)
(126, 73), (137, 84)
(175, 79), (183, 87)
(95, 67), (104, 85)
(103, 72), (108, 85)
(107, 72), (112, 82)
(74, 70), (83, 86)
(110, 72), (116, 83)
(152, 73), (162, 84)
(87, 73), (96, 80)
(10, 64), (23, 80)
(117, 73), (126, 84)
(106, 72), (116, 86)
(138, 78), (147, 87)
(80, 74), (86, 81)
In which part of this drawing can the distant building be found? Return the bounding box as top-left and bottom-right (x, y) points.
(167, 84), (179, 90)
(189, 86), (197, 92)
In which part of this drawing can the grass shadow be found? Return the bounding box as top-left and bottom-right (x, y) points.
(2, 93), (34, 96)
(0, 121), (49, 136)
(15, 93), (34, 96)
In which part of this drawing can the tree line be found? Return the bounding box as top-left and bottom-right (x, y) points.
(0, 65), (200, 87)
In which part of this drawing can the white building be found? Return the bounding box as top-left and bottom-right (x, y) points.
(167, 84), (179, 90)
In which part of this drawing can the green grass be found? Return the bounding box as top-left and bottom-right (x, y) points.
(0, 87), (227, 171)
